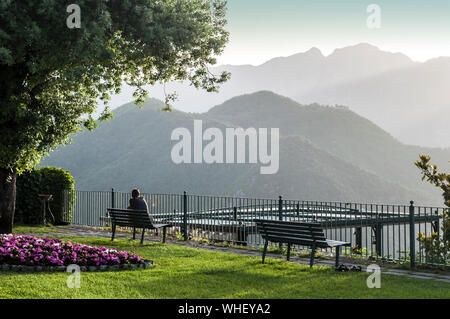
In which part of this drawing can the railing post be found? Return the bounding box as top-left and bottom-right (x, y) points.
(432, 210), (440, 236)
(355, 227), (362, 252)
(183, 191), (188, 241)
(278, 196), (283, 221)
(278, 195), (283, 249)
(409, 201), (415, 269)
(111, 188), (115, 209)
(375, 223), (383, 257)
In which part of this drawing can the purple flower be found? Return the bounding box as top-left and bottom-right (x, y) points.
(0, 235), (145, 267)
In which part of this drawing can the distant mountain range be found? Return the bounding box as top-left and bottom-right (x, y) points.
(42, 91), (450, 205)
(109, 43), (450, 147)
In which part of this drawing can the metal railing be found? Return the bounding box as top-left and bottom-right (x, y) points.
(61, 189), (449, 268)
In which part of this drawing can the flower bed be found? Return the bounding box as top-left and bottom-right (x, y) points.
(0, 234), (151, 271)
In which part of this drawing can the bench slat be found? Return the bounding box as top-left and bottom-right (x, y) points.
(257, 225), (326, 238)
(255, 219), (322, 228)
(109, 216), (152, 221)
(108, 213), (150, 217)
(260, 231), (325, 242)
(264, 234), (327, 246)
(258, 226), (325, 237)
(257, 225), (324, 235)
(264, 234), (349, 248)
(107, 208), (147, 213)
(109, 212), (150, 217)
(255, 220), (324, 232)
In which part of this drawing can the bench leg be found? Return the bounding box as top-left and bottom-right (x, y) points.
(162, 227), (167, 243)
(140, 228), (145, 244)
(310, 244), (316, 268)
(133, 227), (136, 240)
(262, 240), (268, 264)
(111, 224), (116, 241)
(335, 246), (341, 268)
(287, 243), (291, 261)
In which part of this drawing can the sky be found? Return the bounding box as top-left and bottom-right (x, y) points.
(216, 0), (450, 65)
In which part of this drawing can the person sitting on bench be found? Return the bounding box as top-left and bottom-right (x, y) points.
(128, 188), (149, 213)
(109, 188), (168, 243)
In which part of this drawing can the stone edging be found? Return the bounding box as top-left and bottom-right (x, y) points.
(0, 259), (154, 272)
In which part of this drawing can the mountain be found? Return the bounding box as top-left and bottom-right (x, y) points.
(41, 91), (449, 205)
(203, 91), (450, 198)
(108, 43), (449, 147)
(298, 56), (450, 147)
(120, 43), (414, 113)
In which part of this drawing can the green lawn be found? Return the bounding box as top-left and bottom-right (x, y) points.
(1, 230), (449, 299)
(12, 224), (66, 235)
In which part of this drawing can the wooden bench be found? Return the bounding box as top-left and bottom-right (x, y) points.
(255, 219), (350, 267)
(107, 208), (170, 244)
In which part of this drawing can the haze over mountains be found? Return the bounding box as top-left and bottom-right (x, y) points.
(110, 43), (450, 148)
(42, 91), (450, 205)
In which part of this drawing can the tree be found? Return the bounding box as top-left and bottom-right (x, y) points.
(415, 155), (450, 207)
(0, 0), (230, 233)
(415, 155), (450, 263)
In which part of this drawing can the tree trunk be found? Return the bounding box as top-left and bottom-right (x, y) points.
(0, 167), (16, 234)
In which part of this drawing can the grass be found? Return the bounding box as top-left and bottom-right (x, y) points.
(12, 223), (64, 235)
(1, 229), (449, 299)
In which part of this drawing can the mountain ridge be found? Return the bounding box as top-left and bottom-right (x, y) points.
(42, 91), (449, 206)
(103, 43), (450, 147)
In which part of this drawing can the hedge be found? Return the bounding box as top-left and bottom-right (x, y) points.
(15, 167), (75, 225)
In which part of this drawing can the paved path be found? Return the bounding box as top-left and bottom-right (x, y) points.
(25, 225), (450, 284)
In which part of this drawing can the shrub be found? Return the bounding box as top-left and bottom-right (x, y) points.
(415, 155), (450, 264)
(417, 210), (450, 264)
(15, 167), (75, 225)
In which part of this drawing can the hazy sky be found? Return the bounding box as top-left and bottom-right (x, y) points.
(217, 0), (450, 65)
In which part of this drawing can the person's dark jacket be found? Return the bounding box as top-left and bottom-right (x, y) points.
(129, 196), (149, 211)
(129, 196), (153, 223)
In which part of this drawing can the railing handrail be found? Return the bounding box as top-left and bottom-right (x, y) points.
(68, 189), (449, 211)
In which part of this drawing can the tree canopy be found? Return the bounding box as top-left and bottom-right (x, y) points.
(0, 0), (229, 174)
(0, 0), (229, 233)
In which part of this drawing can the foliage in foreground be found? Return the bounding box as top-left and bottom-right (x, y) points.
(15, 167), (75, 225)
(415, 155), (450, 264)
